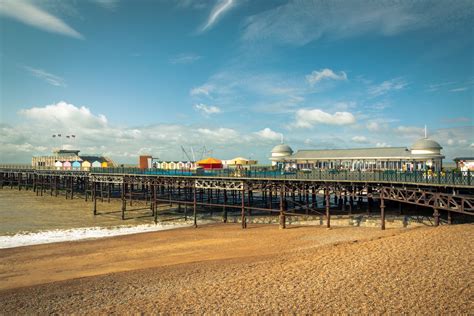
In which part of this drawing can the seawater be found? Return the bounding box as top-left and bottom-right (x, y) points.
(0, 189), (190, 249)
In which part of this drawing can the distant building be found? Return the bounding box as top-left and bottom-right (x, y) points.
(32, 149), (115, 170)
(270, 137), (444, 172)
(453, 157), (474, 171)
(222, 157), (258, 169)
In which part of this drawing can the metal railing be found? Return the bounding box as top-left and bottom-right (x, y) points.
(88, 167), (473, 187)
(1, 165), (472, 186)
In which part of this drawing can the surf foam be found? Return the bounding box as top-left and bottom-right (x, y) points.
(0, 222), (194, 249)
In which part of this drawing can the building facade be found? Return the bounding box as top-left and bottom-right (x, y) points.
(32, 149), (115, 170)
(270, 137), (444, 172)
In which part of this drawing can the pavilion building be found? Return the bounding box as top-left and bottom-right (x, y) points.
(270, 137), (444, 172)
(32, 149), (115, 170)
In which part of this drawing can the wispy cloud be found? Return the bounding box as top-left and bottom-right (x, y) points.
(92, 0), (119, 10)
(351, 136), (368, 143)
(305, 68), (347, 86)
(242, 0), (473, 46)
(23, 66), (66, 87)
(425, 81), (456, 92)
(450, 87), (468, 92)
(201, 0), (235, 32)
(294, 109), (356, 128)
(0, 0), (83, 39)
(190, 84), (215, 97)
(170, 53), (202, 64)
(368, 78), (407, 97)
(194, 103), (221, 115)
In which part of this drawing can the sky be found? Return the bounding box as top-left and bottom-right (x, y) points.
(0, 0), (473, 164)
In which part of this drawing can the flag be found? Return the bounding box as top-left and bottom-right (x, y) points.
(52, 135), (56, 138)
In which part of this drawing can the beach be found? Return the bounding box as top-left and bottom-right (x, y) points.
(1, 223), (473, 314)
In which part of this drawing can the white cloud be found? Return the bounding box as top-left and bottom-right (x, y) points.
(242, 0), (473, 46)
(255, 128), (281, 141)
(194, 103), (221, 115)
(170, 53), (202, 64)
(294, 109), (356, 128)
(376, 142), (389, 148)
(0, 0), (83, 39)
(351, 136), (368, 143)
(366, 122), (380, 131)
(19, 101), (107, 129)
(306, 68), (347, 86)
(23, 66), (66, 87)
(368, 78), (407, 97)
(201, 0), (235, 32)
(190, 84), (214, 97)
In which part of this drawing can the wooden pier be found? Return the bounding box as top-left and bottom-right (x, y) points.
(1, 167), (473, 229)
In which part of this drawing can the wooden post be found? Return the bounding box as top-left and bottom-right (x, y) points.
(241, 185), (247, 229)
(193, 183), (197, 228)
(325, 186), (330, 228)
(380, 194), (386, 230)
(279, 184), (286, 229)
(447, 210), (452, 225)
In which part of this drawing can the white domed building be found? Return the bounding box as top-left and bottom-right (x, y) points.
(268, 134), (445, 172)
(409, 137), (444, 171)
(270, 144), (293, 167)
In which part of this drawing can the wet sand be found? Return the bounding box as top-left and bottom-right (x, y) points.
(1, 223), (473, 314)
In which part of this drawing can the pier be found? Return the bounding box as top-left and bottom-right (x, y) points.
(1, 167), (473, 229)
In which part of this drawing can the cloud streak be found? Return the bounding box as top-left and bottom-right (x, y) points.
(306, 68), (347, 86)
(23, 66), (66, 87)
(242, 0), (473, 46)
(201, 0), (235, 32)
(0, 0), (83, 39)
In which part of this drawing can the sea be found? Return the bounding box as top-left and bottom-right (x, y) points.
(0, 188), (192, 249)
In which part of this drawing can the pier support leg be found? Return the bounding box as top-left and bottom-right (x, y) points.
(380, 196), (385, 230)
(121, 182), (126, 220)
(93, 182), (97, 215)
(279, 185), (286, 229)
(193, 184), (197, 228)
(325, 186), (330, 229)
(241, 187), (247, 229)
(222, 189), (227, 223)
(433, 208), (440, 227)
(447, 210), (452, 225)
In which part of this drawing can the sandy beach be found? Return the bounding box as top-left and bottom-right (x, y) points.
(1, 223), (473, 314)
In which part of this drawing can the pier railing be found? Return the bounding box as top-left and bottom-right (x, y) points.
(89, 167), (473, 187)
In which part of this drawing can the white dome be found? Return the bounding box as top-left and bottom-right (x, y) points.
(411, 138), (442, 150)
(271, 144), (293, 155)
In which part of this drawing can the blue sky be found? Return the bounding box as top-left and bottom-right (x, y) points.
(0, 0), (473, 163)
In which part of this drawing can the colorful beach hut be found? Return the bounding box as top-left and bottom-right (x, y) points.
(82, 161), (91, 170)
(92, 161), (101, 168)
(101, 161), (108, 168)
(197, 157), (223, 170)
(72, 161), (81, 170)
(63, 161), (72, 170)
(54, 161), (62, 170)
